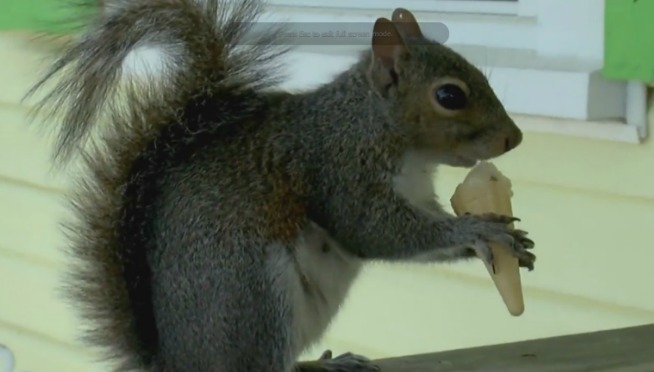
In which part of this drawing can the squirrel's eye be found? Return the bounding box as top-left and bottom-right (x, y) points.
(435, 84), (467, 110)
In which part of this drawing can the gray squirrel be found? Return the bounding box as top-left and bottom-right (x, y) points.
(25, 0), (536, 371)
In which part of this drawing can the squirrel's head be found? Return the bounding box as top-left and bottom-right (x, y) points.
(366, 8), (522, 168)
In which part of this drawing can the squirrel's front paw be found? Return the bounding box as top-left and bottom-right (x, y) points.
(464, 213), (536, 271)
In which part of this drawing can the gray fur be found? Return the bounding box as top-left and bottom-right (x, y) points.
(25, 1), (535, 371)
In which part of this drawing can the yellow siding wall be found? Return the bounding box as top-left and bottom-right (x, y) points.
(1, 33), (653, 371)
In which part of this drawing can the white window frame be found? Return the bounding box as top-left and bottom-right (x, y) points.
(261, 0), (648, 143)
(270, 0), (522, 16)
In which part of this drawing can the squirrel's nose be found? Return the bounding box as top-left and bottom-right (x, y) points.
(504, 137), (513, 152)
(503, 126), (523, 153)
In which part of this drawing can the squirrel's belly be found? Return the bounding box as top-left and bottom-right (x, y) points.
(289, 222), (363, 355)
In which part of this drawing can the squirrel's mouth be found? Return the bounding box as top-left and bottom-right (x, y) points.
(445, 155), (479, 168)
(433, 152), (481, 168)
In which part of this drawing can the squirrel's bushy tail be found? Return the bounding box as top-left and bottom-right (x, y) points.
(26, 0), (286, 165)
(24, 0), (287, 370)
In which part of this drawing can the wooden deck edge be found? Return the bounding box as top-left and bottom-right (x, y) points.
(373, 324), (654, 371)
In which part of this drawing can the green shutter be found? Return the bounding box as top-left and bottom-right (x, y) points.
(604, 0), (654, 83)
(0, 0), (89, 33)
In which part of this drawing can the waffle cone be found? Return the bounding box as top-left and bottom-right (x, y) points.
(450, 161), (525, 316)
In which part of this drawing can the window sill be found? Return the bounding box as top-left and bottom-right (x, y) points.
(510, 115), (641, 144)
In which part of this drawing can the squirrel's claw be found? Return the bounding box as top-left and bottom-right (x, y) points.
(468, 213), (537, 271)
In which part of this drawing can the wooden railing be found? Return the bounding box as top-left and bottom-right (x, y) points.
(374, 324), (654, 371)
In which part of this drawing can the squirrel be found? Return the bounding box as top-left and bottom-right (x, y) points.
(25, 0), (536, 371)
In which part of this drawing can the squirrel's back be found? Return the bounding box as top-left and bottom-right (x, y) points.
(25, 0), (288, 370)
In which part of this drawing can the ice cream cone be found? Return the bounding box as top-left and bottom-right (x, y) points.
(450, 161), (525, 316)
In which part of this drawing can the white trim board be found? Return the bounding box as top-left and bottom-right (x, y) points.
(275, 51), (640, 144)
(268, 0), (521, 16)
(281, 46), (625, 122)
(259, 0), (647, 143)
(263, 0), (603, 59)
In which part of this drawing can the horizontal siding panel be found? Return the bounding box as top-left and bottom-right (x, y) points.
(3, 160), (654, 313)
(0, 254), (78, 347)
(0, 32), (62, 108)
(3, 249), (652, 365)
(0, 180), (67, 267)
(437, 128), (654, 201)
(431, 173), (654, 313)
(1, 32), (654, 200)
(319, 264), (654, 359)
(0, 106), (70, 191)
(2, 150), (654, 317)
(0, 323), (104, 372)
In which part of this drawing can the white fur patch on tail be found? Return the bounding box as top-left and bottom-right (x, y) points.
(122, 44), (184, 81)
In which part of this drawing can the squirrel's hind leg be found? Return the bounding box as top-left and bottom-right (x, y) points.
(150, 235), (298, 372)
(290, 222), (379, 371)
(149, 218), (376, 372)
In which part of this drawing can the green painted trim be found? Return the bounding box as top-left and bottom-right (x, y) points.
(0, 0), (90, 33)
(604, 0), (654, 82)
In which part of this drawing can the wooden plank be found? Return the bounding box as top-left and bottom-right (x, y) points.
(374, 324), (654, 371)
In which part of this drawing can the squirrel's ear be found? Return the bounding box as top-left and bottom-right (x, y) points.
(391, 8), (424, 39)
(371, 18), (408, 70)
(369, 18), (408, 96)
